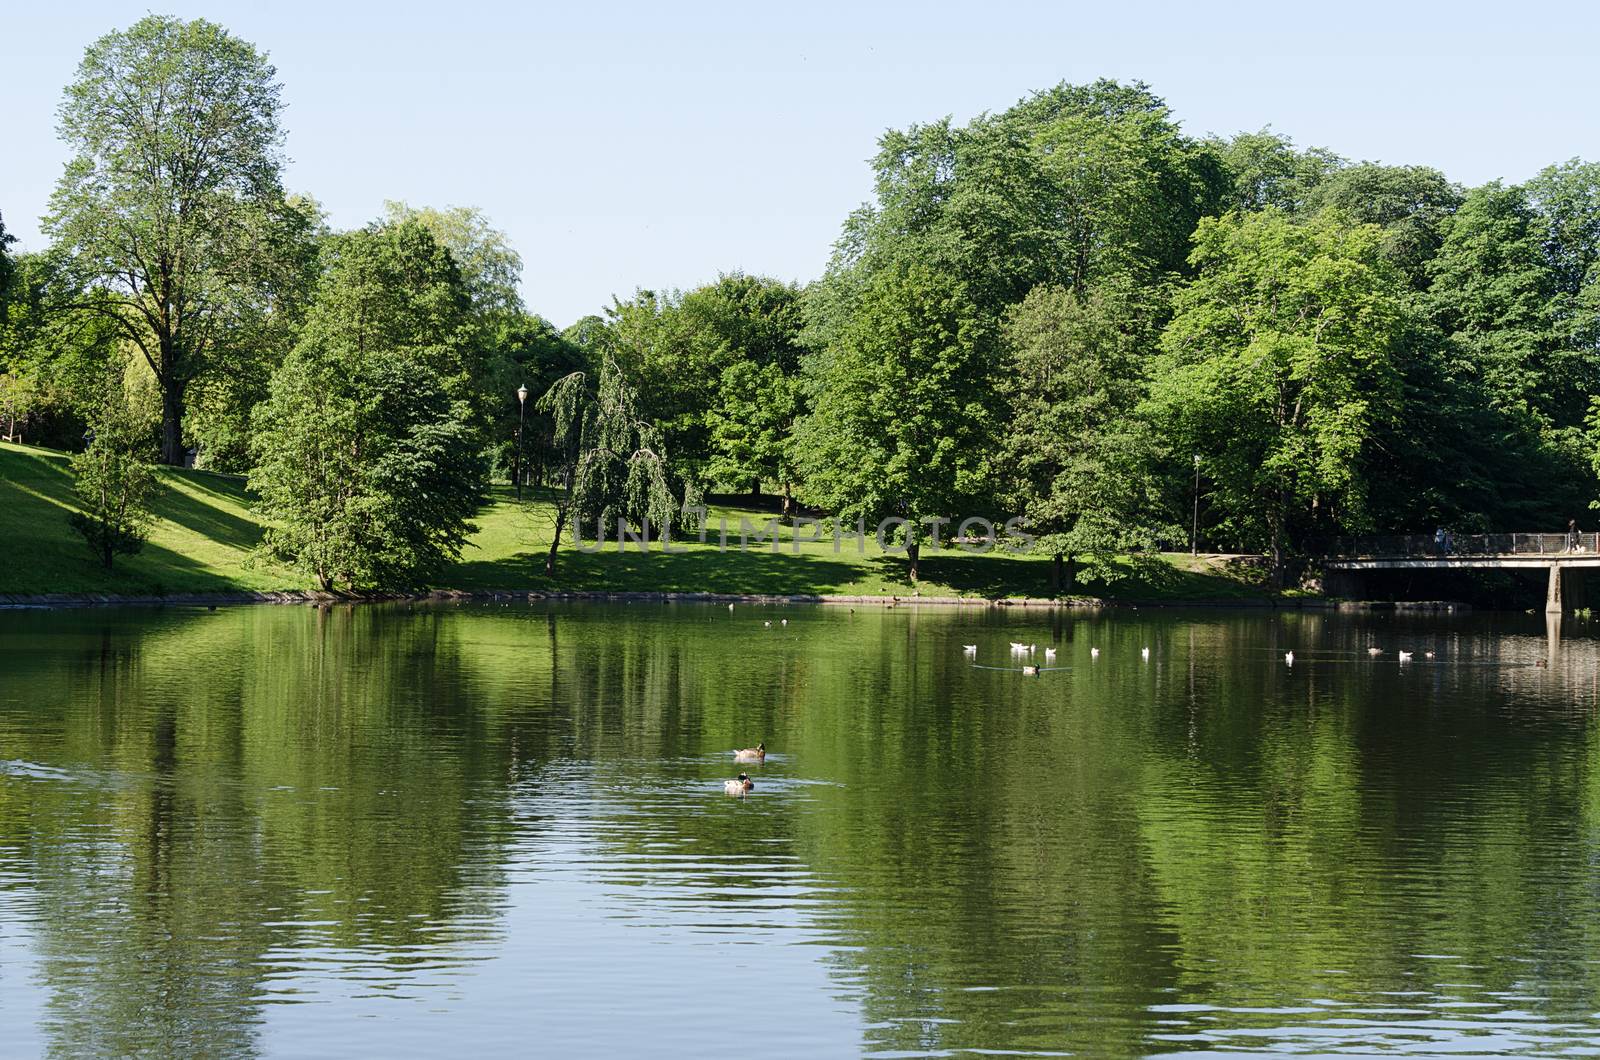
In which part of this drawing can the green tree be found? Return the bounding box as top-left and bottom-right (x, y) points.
(1148, 210), (1410, 579)
(1306, 164), (1462, 287)
(382, 201), (524, 322)
(1210, 129), (1343, 213)
(0, 211), (15, 314)
(1427, 182), (1581, 430)
(249, 221), (482, 590)
(69, 390), (159, 569)
(794, 260), (994, 582)
(0, 251), (125, 448)
(999, 281), (1170, 590)
(537, 355), (676, 577)
(44, 15), (306, 465)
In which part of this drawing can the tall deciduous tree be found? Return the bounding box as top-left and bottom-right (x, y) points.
(1148, 210), (1410, 579)
(1000, 281), (1170, 590)
(794, 260), (995, 582)
(45, 15), (304, 465)
(249, 221), (482, 591)
(1427, 183), (1579, 431)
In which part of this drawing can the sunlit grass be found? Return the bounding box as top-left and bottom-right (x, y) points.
(1, 442), (1269, 600)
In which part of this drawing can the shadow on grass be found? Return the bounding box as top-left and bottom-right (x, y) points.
(451, 546), (875, 595)
(154, 477), (265, 551)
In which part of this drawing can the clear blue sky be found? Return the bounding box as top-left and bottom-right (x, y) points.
(5, 1), (1598, 326)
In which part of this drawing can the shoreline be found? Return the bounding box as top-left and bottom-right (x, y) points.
(0, 588), (1471, 612)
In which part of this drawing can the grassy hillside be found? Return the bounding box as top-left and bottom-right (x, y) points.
(0, 441), (1272, 601)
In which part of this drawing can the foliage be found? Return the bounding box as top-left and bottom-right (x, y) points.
(383, 201), (524, 322)
(68, 391), (159, 568)
(536, 354), (677, 576)
(1306, 164), (1463, 287)
(1210, 129), (1343, 213)
(0, 252), (125, 447)
(44, 15), (310, 465)
(999, 281), (1171, 588)
(1148, 209), (1411, 576)
(794, 259), (995, 580)
(249, 221), (483, 590)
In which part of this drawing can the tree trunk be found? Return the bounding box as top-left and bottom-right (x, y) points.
(907, 541), (920, 583)
(159, 380), (186, 466)
(781, 480), (793, 520)
(1051, 553), (1063, 593)
(751, 477), (762, 500)
(545, 506), (566, 577)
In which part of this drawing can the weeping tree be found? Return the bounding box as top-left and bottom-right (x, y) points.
(537, 355), (676, 577)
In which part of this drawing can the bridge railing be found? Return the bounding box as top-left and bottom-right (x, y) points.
(1326, 532), (1600, 558)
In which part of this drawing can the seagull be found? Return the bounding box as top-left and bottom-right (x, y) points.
(963, 644), (977, 655)
(1009, 641), (1027, 652)
(1285, 650), (1295, 665)
(1090, 647), (1100, 659)
(1141, 647), (1150, 660)
(1398, 651), (1413, 662)
(1044, 647), (1056, 661)
(1368, 647), (1383, 657)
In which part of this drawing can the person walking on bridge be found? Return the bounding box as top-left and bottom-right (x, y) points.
(1569, 518), (1580, 552)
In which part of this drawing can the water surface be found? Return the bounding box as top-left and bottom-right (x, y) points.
(1, 602), (1598, 1057)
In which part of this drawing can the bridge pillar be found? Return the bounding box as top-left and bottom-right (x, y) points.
(1545, 564), (1587, 614)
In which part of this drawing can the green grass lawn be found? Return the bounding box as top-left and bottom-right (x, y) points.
(0, 441), (1273, 601)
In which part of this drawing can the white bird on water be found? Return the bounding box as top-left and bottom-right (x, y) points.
(1398, 650), (1413, 662)
(963, 644), (977, 655)
(1044, 647), (1056, 661)
(1368, 647), (1383, 657)
(1141, 647), (1150, 660)
(764, 621), (772, 628)
(1021, 664), (1040, 676)
(1425, 650), (1436, 659)
(1090, 647), (1100, 659)
(1285, 650), (1295, 665)
(728, 603), (735, 612)
(781, 619), (788, 626)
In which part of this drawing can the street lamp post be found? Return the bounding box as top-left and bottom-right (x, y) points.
(515, 384), (529, 501)
(1191, 453), (1200, 556)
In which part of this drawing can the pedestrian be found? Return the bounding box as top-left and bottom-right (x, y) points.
(1434, 527), (1445, 554)
(1569, 518), (1580, 552)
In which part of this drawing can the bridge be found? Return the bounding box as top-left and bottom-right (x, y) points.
(1321, 533), (1600, 612)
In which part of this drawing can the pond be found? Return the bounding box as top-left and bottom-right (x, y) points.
(1, 601), (1598, 1057)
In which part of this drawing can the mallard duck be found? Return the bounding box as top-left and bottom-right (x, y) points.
(734, 742), (766, 763)
(1021, 664), (1040, 676)
(724, 773), (754, 796)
